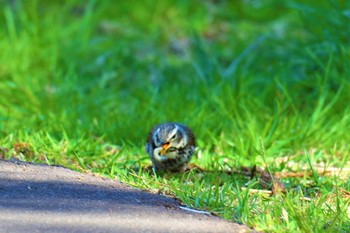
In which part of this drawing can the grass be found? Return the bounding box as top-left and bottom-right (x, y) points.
(0, 0), (349, 232)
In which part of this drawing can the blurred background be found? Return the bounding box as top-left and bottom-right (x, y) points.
(0, 0), (349, 167)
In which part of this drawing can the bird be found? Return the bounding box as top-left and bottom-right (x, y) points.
(145, 122), (195, 173)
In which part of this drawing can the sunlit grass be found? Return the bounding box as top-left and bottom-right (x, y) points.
(0, 0), (349, 232)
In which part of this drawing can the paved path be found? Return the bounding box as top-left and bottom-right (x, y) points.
(0, 159), (255, 233)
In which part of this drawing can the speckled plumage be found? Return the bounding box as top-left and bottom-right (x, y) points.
(145, 122), (195, 172)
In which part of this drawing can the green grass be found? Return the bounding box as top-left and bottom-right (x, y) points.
(0, 0), (349, 232)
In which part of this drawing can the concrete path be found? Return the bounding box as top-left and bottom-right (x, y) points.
(0, 159), (255, 233)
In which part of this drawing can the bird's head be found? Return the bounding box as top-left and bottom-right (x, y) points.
(152, 123), (187, 156)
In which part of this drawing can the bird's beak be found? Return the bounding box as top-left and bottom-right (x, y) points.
(159, 142), (170, 155)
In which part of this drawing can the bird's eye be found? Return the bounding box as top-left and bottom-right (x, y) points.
(154, 133), (161, 146)
(170, 134), (176, 140)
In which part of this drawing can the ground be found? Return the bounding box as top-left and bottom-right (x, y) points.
(0, 159), (255, 233)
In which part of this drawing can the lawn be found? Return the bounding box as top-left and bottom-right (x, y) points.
(0, 0), (349, 232)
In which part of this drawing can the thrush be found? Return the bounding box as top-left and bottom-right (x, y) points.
(145, 122), (195, 173)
